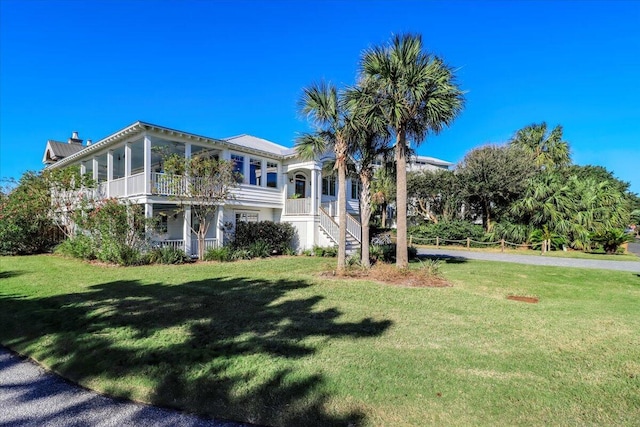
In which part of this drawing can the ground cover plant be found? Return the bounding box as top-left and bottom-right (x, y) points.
(1, 255), (639, 426)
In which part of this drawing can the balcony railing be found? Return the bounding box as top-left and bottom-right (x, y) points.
(285, 197), (311, 215)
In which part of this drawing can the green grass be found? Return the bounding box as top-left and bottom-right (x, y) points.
(415, 244), (640, 261)
(1, 255), (639, 426)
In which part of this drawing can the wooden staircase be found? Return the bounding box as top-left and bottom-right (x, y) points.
(318, 207), (361, 254)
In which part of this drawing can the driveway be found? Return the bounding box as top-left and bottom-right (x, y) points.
(418, 248), (640, 273)
(0, 347), (249, 427)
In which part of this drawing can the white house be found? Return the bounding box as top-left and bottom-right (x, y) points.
(43, 121), (451, 256)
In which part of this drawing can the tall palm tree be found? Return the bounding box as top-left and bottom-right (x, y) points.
(296, 81), (350, 272)
(509, 122), (571, 170)
(356, 33), (465, 268)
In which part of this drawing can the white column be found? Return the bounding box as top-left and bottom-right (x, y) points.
(107, 150), (113, 197)
(80, 162), (86, 175)
(215, 206), (224, 247)
(92, 157), (98, 182)
(143, 133), (151, 194)
(310, 167), (318, 214)
(243, 155), (250, 185)
(221, 149), (231, 161)
(183, 205), (192, 255)
(144, 203), (153, 237)
(261, 159), (267, 187)
(124, 143), (132, 196)
(184, 142), (191, 160)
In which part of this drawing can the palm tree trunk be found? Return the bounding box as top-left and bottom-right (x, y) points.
(360, 170), (373, 268)
(337, 158), (347, 273)
(395, 131), (408, 268)
(381, 203), (387, 228)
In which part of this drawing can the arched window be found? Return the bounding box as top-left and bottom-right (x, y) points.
(295, 173), (306, 197)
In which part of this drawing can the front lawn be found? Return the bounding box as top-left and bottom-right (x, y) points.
(1, 255), (639, 426)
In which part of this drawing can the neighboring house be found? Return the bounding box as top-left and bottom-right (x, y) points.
(43, 121), (451, 256)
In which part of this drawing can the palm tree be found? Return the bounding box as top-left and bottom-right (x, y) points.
(296, 81), (350, 272)
(344, 100), (391, 268)
(509, 122), (571, 170)
(356, 33), (464, 268)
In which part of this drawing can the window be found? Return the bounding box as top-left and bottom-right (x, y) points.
(156, 213), (168, 233)
(231, 154), (244, 178)
(322, 175), (336, 196)
(351, 180), (361, 200)
(295, 174), (306, 197)
(236, 212), (258, 223)
(249, 158), (261, 185)
(266, 162), (278, 188)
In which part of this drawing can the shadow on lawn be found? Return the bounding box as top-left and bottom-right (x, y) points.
(0, 276), (391, 426)
(417, 254), (468, 264)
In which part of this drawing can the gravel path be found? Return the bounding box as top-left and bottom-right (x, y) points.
(418, 248), (640, 273)
(0, 347), (248, 427)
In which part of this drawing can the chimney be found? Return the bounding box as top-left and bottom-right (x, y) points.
(68, 131), (83, 145)
(86, 139), (92, 146)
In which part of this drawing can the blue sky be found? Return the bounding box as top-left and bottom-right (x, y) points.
(1, 0), (639, 193)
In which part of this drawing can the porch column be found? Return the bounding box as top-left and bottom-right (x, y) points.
(243, 155), (250, 185)
(124, 143), (132, 196)
(107, 150), (114, 197)
(92, 157), (98, 182)
(80, 162), (86, 175)
(184, 142), (191, 160)
(215, 206), (225, 247)
(143, 133), (151, 194)
(144, 203), (153, 237)
(310, 167), (318, 214)
(183, 205), (192, 256)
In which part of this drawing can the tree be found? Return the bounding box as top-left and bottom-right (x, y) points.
(407, 169), (464, 224)
(356, 33), (464, 268)
(457, 145), (536, 231)
(43, 165), (95, 238)
(347, 107), (391, 267)
(0, 172), (59, 254)
(371, 166), (395, 228)
(296, 81), (351, 273)
(511, 172), (630, 250)
(163, 155), (239, 259)
(509, 122), (571, 170)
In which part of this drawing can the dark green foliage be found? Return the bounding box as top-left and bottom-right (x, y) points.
(408, 221), (485, 244)
(312, 246), (338, 257)
(248, 241), (271, 258)
(54, 235), (96, 260)
(591, 229), (634, 254)
(148, 247), (191, 264)
(376, 244), (417, 263)
(0, 172), (61, 255)
(203, 247), (232, 262)
(233, 221), (296, 255)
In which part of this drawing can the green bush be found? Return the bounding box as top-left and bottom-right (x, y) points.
(203, 246), (232, 262)
(233, 221), (296, 254)
(148, 246), (191, 264)
(376, 244), (418, 263)
(248, 240), (271, 258)
(408, 221), (485, 245)
(230, 249), (253, 260)
(54, 235), (96, 260)
(312, 245), (338, 257)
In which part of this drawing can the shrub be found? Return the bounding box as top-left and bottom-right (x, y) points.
(233, 221), (296, 254)
(376, 244), (418, 263)
(591, 228), (633, 254)
(408, 221), (484, 245)
(148, 246), (191, 264)
(312, 245), (338, 257)
(248, 240), (271, 258)
(230, 249), (253, 260)
(203, 246), (232, 262)
(54, 235), (96, 260)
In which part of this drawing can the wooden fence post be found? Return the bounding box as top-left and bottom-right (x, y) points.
(436, 236), (439, 247)
(409, 235), (413, 246)
(501, 239), (505, 252)
(467, 237), (470, 249)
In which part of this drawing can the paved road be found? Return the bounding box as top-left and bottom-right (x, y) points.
(0, 348), (248, 427)
(418, 248), (640, 273)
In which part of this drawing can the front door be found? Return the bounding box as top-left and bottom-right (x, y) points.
(294, 174), (306, 197)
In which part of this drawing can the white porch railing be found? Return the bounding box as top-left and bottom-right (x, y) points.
(319, 207), (340, 244)
(285, 198), (312, 215)
(108, 177), (126, 197)
(191, 238), (219, 256)
(155, 239), (185, 251)
(152, 172), (187, 196)
(127, 172), (146, 195)
(346, 212), (362, 243)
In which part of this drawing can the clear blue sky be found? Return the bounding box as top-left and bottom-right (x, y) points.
(1, 0), (639, 193)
